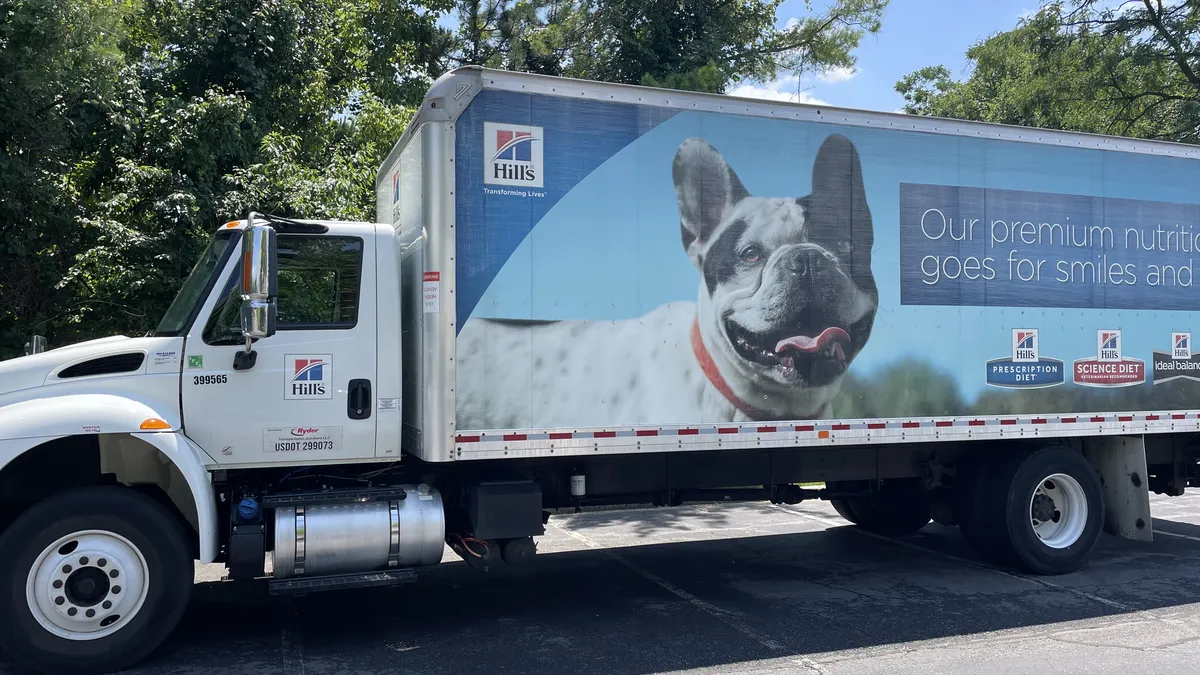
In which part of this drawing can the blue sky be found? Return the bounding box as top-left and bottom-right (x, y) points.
(730, 0), (1047, 111)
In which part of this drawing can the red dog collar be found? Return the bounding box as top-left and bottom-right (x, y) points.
(690, 318), (774, 420)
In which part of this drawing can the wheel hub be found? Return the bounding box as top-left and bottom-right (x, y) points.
(26, 531), (148, 640)
(1028, 473), (1088, 550)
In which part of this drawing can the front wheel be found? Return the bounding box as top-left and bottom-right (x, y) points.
(0, 486), (192, 675)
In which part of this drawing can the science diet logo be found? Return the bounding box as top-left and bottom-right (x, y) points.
(484, 122), (543, 188)
(1073, 330), (1144, 387)
(285, 354), (333, 400)
(986, 328), (1064, 389)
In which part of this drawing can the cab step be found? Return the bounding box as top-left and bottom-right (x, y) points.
(268, 569), (417, 595)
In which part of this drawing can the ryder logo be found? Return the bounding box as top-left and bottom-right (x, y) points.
(986, 328), (1063, 389)
(285, 355), (333, 400)
(484, 122), (544, 188)
(1074, 330), (1143, 387)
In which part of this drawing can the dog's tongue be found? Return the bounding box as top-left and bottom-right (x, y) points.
(775, 327), (850, 358)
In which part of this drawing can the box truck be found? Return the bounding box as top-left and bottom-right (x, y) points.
(3, 66), (1200, 673)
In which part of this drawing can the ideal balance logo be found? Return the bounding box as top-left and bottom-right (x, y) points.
(986, 328), (1064, 389)
(285, 354), (332, 400)
(1073, 330), (1144, 387)
(484, 122), (544, 188)
(1152, 331), (1200, 384)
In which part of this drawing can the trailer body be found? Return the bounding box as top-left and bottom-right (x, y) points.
(378, 68), (1200, 462)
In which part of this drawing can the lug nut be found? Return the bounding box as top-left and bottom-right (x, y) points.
(79, 556), (89, 565)
(97, 558), (107, 567)
(54, 597), (65, 606)
(67, 608), (77, 616)
(109, 570), (119, 579)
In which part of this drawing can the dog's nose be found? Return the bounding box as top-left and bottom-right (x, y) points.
(785, 247), (820, 277)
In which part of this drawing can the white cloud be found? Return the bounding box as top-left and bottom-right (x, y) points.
(727, 78), (829, 106)
(819, 66), (857, 83)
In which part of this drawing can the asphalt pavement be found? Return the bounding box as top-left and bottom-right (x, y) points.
(9, 494), (1200, 674)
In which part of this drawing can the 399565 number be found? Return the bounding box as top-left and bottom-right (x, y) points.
(192, 374), (228, 386)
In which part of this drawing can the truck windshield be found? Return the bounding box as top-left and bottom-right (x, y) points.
(153, 231), (236, 337)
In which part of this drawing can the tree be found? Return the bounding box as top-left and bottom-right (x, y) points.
(0, 0), (455, 359)
(896, 1), (1200, 143)
(454, 0), (888, 93)
(0, 0), (133, 355)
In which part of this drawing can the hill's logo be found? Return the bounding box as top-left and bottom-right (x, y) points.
(1174, 332), (1191, 360)
(986, 328), (1063, 389)
(1099, 331), (1121, 362)
(484, 122), (543, 188)
(1013, 330), (1038, 362)
(393, 171), (400, 204)
(285, 354), (333, 400)
(1074, 330), (1143, 387)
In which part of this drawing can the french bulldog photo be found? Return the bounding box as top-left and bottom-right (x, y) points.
(456, 133), (879, 430)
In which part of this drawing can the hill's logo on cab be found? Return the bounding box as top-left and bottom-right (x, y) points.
(286, 354), (333, 400)
(484, 122), (544, 188)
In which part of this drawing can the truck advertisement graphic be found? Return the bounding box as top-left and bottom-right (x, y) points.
(453, 90), (1200, 430)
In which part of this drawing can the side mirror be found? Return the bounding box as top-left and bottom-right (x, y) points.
(24, 335), (48, 356)
(236, 216), (278, 370)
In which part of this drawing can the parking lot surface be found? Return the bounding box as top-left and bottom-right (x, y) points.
(8, 494), (1200, 674)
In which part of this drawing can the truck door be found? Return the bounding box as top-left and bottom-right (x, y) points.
(180, 229), (378, 465)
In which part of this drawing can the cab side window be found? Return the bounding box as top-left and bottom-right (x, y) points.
(203, 235), (364, 345)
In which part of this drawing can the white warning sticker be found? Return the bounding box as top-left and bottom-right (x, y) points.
(423, 271), (440, 314)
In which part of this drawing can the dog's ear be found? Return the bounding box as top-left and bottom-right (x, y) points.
(809, 134), (871, 242)
(673, 138), (749, 260)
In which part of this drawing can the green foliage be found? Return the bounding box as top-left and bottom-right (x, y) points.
(0, 0), (452, 358)
(896, 1), (1200, 143)
(454, 0), (888, 93)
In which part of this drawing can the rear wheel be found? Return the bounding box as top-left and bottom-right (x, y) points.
(829, 499), (858, 524)
(841, 482), (932, 536)
(958, 447), (1104, 575)
(0, 486), (192, 675)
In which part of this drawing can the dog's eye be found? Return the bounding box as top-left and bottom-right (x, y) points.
(739, 245), (762, 263)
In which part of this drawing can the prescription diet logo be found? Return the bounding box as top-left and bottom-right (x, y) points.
(986, 328), (1064, 389)
(1074, 330), (1144, 387)
(484, 122), (543, 188)
(285, 354), (333, 400)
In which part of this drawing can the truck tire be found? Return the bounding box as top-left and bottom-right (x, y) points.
(0, 486), (192, 675)
(829, 499), (858, 524)
(956, 456), (1012, 562)
(843, 483), (932, 536)
(990, 447), (1105, 575)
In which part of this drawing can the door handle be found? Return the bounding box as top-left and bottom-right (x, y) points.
(348, 379), (372, 420)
